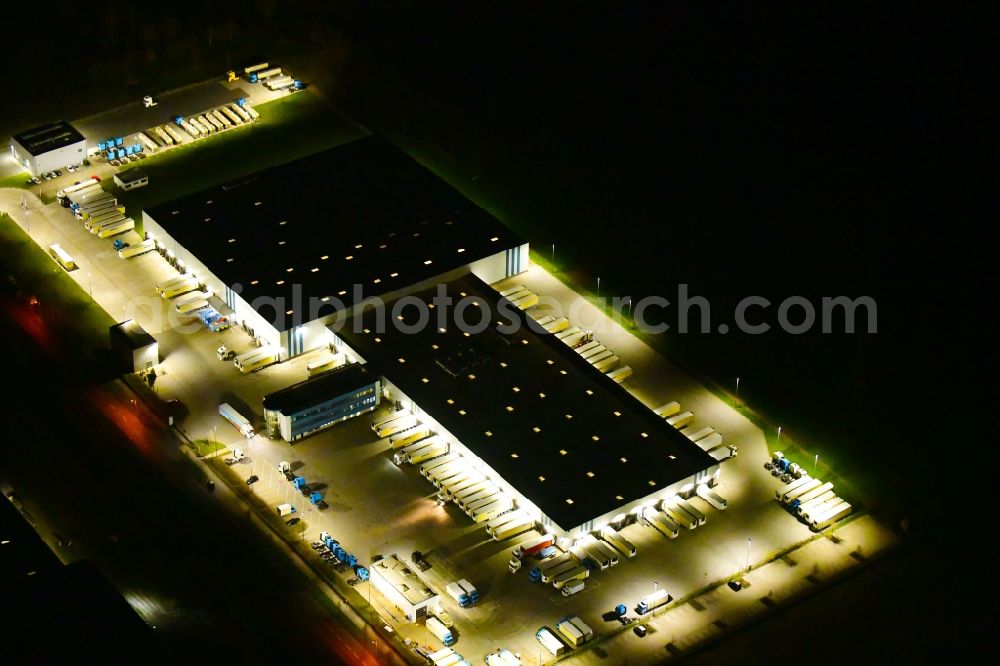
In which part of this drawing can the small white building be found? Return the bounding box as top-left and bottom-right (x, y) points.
(114, 169), (148, 191)
(10, 121), (87, 176)
(368, 555), (439, 622)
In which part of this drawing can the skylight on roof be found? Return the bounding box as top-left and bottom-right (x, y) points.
(566, 498), (574, 504)
(457, 248), (465, 253)
(559, 449), (567, 455)
(586, 471), (595, 478)
(311, 268), (319, 272)
(276, 280), (285, 285)
(490, 236), (499, 242)
(250, 280), (259, 285)
(424, 259), (433, 265)
(648, 480), (657, 486)
(390, 272), (399, 278)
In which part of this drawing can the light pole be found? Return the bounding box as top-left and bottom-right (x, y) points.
(625, 297), (632, 320)
(653, 580), (658, 594)
(87, 272), (92, 299)
(776, 426), (782, 446)
(551, 243), (555, 262)
(736, 377), (740, 397)
(597, 276), (601, 296)
(745, 537), (751, 572)
(814, 453), (819, 474)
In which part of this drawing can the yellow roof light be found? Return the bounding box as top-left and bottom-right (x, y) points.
(447, 399), (455, 405)
(506, 406), (514, 412)
(565, 498), (574, 504)
(390, 272), (399, 278)
(559, 449), (567, 455)
(592, 435), (600, 441)
(620, 457), (628, 463)
(321, 255), (329, 260)
(565, 414), (573, 419)
(586, 389), (594, 395)
(397, 357), (405, 363)
(467, 374), (476, 380)
(539, 476), (546, 482)
(499, 362), (508, 368)
(345, 255), (354, 260)
(586, 471), (595, 478)
(457, 248), (465, 253)
(373, 278), (381, 284)
(363, 328), (371, 334)
(279, 220), (287, 225)
(285, 309), (293, 315)
(421, 377), (429, 383)
(533, 426), (541, 433)
(424, 259), (433, 265)
(278, 240), (286, 245)
(438, 327), (446, 333)
(560, 370), (568, 375)
(538, 392), (546, 399)
(485, 430), (493, 437)
(510, 453), (518, 458)
(490, 236), (499, 242)
(227, 238), (236, 243)
(546, 359), (554, 365)
(512, 386), (520, 392)
(669, 454), (676, 460)
(613, 410), (621, 416)
(431, 344), (439, 350)
(311, 267), (319, 272)
(276, 280), (285, 285)
(354, 244), (363, 249)
(286, 267), (294, 272)
(640, 432), (649, 438)
(338, 290), (347, 295)
(648, 480), (656, 486)
(374, 337), (381, 342)
(458, 409), (467, 415)
(321, 296), (330, 302)
(250, 280), (259, 285)
(616, 494), (624, 501)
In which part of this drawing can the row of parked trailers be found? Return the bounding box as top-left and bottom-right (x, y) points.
(59, 181), (135, 238)
(139, 102), (259, 151)
(773, 461), (853, 531)
(534, 615), (594, 656)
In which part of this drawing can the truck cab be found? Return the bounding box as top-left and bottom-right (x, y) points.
(217, 345), (236, 361)
(142, 95), (157, 107)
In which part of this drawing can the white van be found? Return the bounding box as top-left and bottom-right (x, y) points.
(562, 580), (585, 596)
(276, 503), (295, 516)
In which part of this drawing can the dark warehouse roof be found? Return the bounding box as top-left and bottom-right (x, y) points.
(12, 121), (86, 156)
(263, 363), (376, 415)
(146, 135), (523, 332)
(336, 274), (718, 530)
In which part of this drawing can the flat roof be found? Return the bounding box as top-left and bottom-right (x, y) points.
(115, 169), (147, 183)
(263, 363), (375, 415)
(336, 274), (718, 530)
(371, 555), (437, 606)
(146, 135), (523, 332)
(110, 319), (156, 349)
(12, 121), (86, 156)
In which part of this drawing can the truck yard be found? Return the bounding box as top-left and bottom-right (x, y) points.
(2, 71), (902, 666)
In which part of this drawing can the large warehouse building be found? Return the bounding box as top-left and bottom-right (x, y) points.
(10, 121), (88, 176)
(143, 135), (528, 360)
(331, 274), (721, 540)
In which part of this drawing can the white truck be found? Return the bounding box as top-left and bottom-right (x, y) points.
(180, 119), (200, 138)
(554, 326), (581, 340)
(118, 239), (156, 259)
(255, 67), (282, 81)
(204, 113), (224, 131)
(155, 274), (192, 295)
(696, 485), (728, 510)
(392, 435), (442, 464)
(430, 463), (468, 487)
(407, 440), (448, 465)
(539, 556), (577, 583)
(426, 616), (455, 647)
(231, 103), (252, 122)
(219, 402), (254, 438)
(793, 482), (835, 506)
(637, 588), (672, 614)
(154, 126), (174, 146)
(536, 627), (567, 657)
(560, 330), (588, 347)
(584, 536), (619, 566)
(159, 277), (199, 298)
(243, 103), (260, 120)
(174, 292), (211, 314)
(498, 284), (526, 297)
(85, 211), (125, 232)
(138, 132), (159, 151)
(600, 526), (637, 557)
(797, 491), (837, 516)
(213, 109), (232, 128)
(579, 345), (608, 361)
(574, 340), (601, 356)
(509, 292), (539, 310)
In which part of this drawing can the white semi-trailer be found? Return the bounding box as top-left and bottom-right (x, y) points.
(389, 426), (432, 449)
(696, 432), (724, 451)
(471, 498), (513, 523)
(155, 274), (193, 295)
(661, 501), (697, 530)
(675, 497), (706, 526)
(666, 411), (695, 428)
(491, 515), (534, 541)
(138, 132), (159, 151)
(642, 507), (679, 538)
(419, 454), (459, 477)
(592, 355), (620, 372)
(164, 125), (185, 144)
(407, 440), (449, 465)
(554, 326), (581, 340)
(213, 109), (232, 128)
(579, 345), (608, 361)
(683, 426), (715, 442)
(86, 213), (126, 233)
(154, 126), (174, 145)
(231, 103), (252, 122)
(654, 401), (681, 417)
(796, 491), (837, 516)
(793, 482), (835, 506)
(118, 239), (156, 259)
(97, 218), (135, 238)
(777, 476), (816, 502)
(696, 485), (728, 510)
(180, 119), (200, 137)
(233, 347), (278, 374)
(606, 365), (632, 383)
(243, 104), (260, 120)
(574, 340), (601, 356)
(810, 502), (852, 531)
(220, 106), (243, 125)
(543, 317), (570, 333)
(204, 113), (224, 131)
(600, 526), (637, 557)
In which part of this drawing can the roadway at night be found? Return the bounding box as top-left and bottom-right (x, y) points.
(0, 293), (393, 665)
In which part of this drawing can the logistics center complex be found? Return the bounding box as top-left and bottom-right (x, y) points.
(142, 134), (720, 541)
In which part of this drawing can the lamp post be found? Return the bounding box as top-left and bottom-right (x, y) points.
(87, 272), (92, 299)
(776, 426), (782, 446)
(597, 276), (601, 296)
(746, 537), (751, 572)
(551, 243), (555, 262)
(653, 580), (658, 594)
(625, 296), (632, 320)
(814, 453), (819, 474)
(736, 376), (740, 398)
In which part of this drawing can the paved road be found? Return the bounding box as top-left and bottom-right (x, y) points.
(0, 248), (389, 664)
